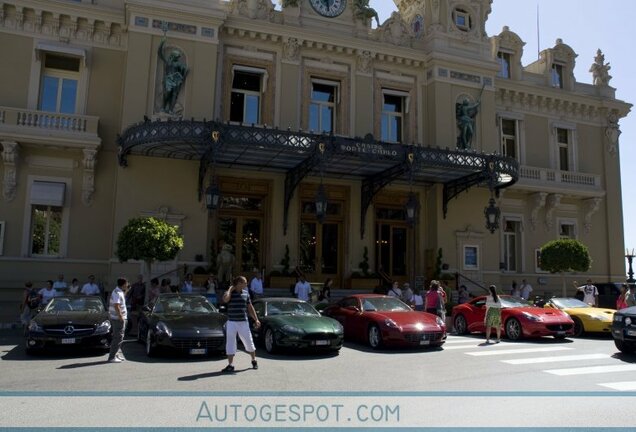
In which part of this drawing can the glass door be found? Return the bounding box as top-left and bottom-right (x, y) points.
(375, 206), (410, 280)
(218, 216), (262, 275)
(299, 221), (342, 283)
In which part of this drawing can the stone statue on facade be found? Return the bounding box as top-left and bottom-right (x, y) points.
(283, 37), (300, 62)
(216, 244), (235, 286)
(158, 29), (188, 114)
(605, 112), (621, 156)
(455, 88), (483, 149)
(589, 49), (612, 86)
(354, 0), (380, 26)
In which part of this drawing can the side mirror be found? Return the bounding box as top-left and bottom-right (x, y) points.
(345, 305), (360, 313)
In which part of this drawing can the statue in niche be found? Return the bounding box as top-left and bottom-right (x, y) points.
(354, 0), (380, 26)
(158, 28), (189, 113)
(589, 49), (612, 86)
(216, 244), (235, 286)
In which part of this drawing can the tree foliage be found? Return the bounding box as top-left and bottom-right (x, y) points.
(539, 239), (591, 273)
(116, 217), (184, 263)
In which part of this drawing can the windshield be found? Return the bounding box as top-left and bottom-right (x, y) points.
(45, 297), (105, 313)
(154, 296), (217, 314)
(361, 297), (411, 312)
(498, 297), (533, 308)
(266, 301), (319, 317)
(549, 298), (590, 309)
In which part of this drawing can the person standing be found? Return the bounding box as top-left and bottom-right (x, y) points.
(21, 281), (40, 332)
(576, 279), (599, 306)
(319, 278), (333, 303)
(294, 276), (311, 302)
(626, 284), (636, 307)
(68, 278), (81, 295)
(510, 281), (520, 298)
(458, 285), (470, 304)
(148, 278), (161, 304)
(387, 281), (402, 298)
(221, 276), (260, 373)
(412, 289), (424, 311)
(424, 280), (445, 319)
(617, 284), (629, 310)
(129, 274), (146, 310)
(519, 279), (533, 301)
(107, 277), (129, 363)
(249, 270), (264, 299)
(181, 273), (194, 294)
(52, 274), (67, 294)
(81, 275), (100, 296)
(485, 285), (502, 343)
(38, 280), (57, 306)
(401, 283), (414, 306)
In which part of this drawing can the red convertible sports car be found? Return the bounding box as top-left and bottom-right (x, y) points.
(452, 295), (574, 340)
(322, 294), (446, 349)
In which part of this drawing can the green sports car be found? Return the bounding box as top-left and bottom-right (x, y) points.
(251, 297), (344, 353)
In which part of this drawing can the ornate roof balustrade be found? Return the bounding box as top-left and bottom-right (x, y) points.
(117, 118), (518, 236)
(517, 165), (602, 197)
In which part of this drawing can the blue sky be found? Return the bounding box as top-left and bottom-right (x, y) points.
(369, 0), (635, 274)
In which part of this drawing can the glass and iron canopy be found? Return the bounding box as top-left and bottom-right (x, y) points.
(117, 119), (518, 237)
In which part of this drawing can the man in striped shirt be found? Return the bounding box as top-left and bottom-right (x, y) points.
(221, 275), (261, 373)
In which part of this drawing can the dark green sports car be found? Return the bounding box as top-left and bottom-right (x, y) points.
(251, 297), (344, 353)
(138, 294), (227, 356)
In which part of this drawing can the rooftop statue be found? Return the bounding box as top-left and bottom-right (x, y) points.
(354, 0), (380, 26)
(158, 30), (189, 114)
(589, 49), (612, 86)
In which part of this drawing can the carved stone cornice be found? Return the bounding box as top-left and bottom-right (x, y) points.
(528, 191), (547, 231)
(0, 2), (126, 50)
(544, 193), (562, 231)
(1, 140), (19, 202)
(583, 197), (602, 234)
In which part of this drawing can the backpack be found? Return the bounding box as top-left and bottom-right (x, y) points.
(26, 289), (40, 309)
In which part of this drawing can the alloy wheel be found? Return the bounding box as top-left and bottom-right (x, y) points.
(505, 318), (522, 341)
(454, 315), (467, 335)
(368, 325), (381, 349)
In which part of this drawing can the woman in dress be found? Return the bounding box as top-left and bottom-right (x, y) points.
(617, 283), (629, 310)
(485, 285), (502, 343)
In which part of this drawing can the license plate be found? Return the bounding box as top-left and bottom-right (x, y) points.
(189, 348), (207, 355)
(61, 338), (76, 344)
(315, 340), (329, 346)
(627, 330), (636, 337)
(420, 340), (430, 345)
(556, 331), (565, 336)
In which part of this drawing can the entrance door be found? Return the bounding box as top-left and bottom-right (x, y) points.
(299, 221), (341, 282)
(218, 216), (262, 275)
(375, 223), (408, 278)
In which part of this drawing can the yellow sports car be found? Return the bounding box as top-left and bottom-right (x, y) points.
(544, 297), (615, 337)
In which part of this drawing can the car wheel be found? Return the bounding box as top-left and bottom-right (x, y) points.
(368, 324), (382, 349)
(454, 315), (468, 335)
(146, 329), (157, 357)
(264, 328), (277, 354)
(572, 317), (584, 338)
(614, 339), (636, 354)
(505, 318), (522, 341)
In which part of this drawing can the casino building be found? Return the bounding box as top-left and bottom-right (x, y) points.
(0, 0), (631, 300)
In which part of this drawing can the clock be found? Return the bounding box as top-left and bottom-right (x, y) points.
(309, 0), (347, 18)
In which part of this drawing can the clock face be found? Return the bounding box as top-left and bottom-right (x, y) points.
(309, 0), (347, 18)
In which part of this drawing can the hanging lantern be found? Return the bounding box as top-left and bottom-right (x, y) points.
(484, 197), (501, 233)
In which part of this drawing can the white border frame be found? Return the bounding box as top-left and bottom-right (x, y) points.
(463, 245), (479, 270)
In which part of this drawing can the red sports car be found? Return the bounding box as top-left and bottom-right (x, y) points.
(452, 295), (574, 340)
(322, 294), (446, 349)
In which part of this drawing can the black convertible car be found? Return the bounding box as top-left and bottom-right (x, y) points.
(25, 296), (112, 354)
(137, 294), (227, 356)
(612, 305), (636, 354)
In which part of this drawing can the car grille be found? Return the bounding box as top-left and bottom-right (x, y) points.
(303, 332), (338, 341)
(44, 325), (95, 336)
(546, 324), (573, 331)
(404, 332), (444, 343)
(171, 337), (224, 350)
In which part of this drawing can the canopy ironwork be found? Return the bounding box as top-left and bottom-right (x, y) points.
(118, 119), (518, 237)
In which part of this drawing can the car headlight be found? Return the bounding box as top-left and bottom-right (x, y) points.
(384, 318), (399, 328)
(521, 312), (542, 322)
(590, 314), (609, 321)
(156, 321), (172, 337)
(281, 324), (305, 335)
(333, 322), (344, 334)
(435, 316), (445, 327)
(626, 317), (632, 326)
(613, 314), (623, 322)
(28, 321), (43, 332)
(95, 320), (111, 335)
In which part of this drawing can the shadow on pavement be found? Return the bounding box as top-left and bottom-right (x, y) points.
(178, 367), (255, 381)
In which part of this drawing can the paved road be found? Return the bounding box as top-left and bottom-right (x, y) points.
(1, 330), (635, 428)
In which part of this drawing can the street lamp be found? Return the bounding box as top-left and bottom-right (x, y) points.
(626, 248), (635, 283)
(315, 143), (328, 223)
(206, 130), (221, 210)
(484, 197), (500, 234)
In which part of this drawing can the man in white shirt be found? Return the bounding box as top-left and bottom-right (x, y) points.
(38, 280), (58, 305)
(520, 279), (533, 301)
(52, 274), (67, 293)
(81, 275), (100, 296)
(294, 276), (311, 302)
(577, 279), (599, 306)
(107, 277), (129, 363)
(249, 271), (264, 299)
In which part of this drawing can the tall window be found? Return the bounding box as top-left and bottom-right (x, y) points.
(381, 93), (404, 142)
(500, 118), (517, 159)
(309, 80), (338, 133)
(497, 51), (511, 79)
(557, 128), (569, 171)
(551, 63), (564, 88)
(30, 205), (62, 256)
(230, 70), (262, 124)
(503, 219), (521, 272)
(39, 54), (80, 113)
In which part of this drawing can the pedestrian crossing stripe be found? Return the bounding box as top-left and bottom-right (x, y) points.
(545, 364), (636, 376)
(466, 346), (572, 356)
(502, 353), (610, 365)
(597, 381), (636, 391)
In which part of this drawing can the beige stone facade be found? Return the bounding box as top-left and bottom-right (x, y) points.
(0, 0), (631, 304)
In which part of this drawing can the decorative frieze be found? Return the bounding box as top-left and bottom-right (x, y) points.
(1, 141), (19, 202)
